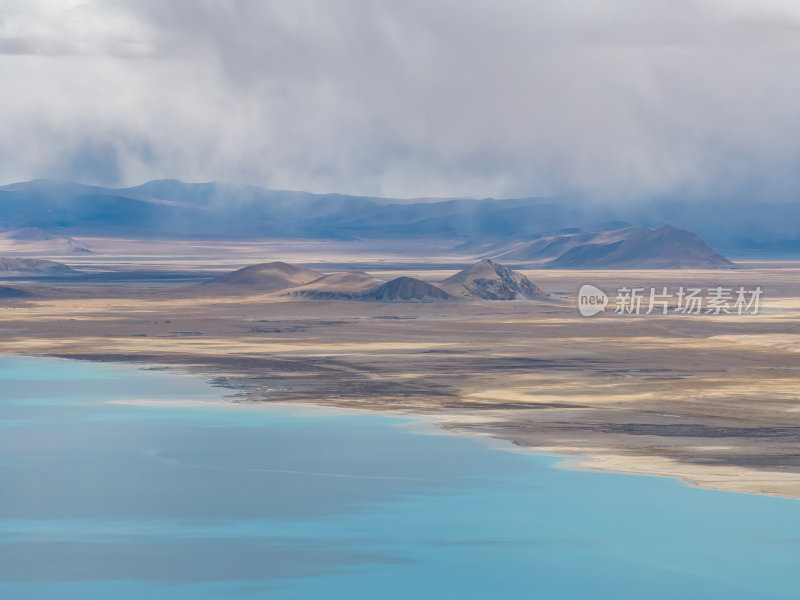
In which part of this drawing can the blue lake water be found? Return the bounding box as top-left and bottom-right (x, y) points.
(1, 356), (800, 599)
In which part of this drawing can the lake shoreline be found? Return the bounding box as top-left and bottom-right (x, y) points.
(3, 261), (799, 503)
(13, 350), (800, 502)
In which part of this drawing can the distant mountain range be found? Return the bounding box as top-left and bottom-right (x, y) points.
(0, 179), (577, 241)
(0, 178), (795, 254)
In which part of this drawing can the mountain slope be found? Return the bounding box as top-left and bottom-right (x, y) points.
(0, 286), (34, 298)
(547, 226), (735, 269)
(0, 257), (77, 275)
(439, 259), (548, 300)
(359, 276), (451, 301)
(491, 224), (644, 261)
(0, 228), (92, 253)
(282, 272), (386, 300)
(202, 262), (322, 291)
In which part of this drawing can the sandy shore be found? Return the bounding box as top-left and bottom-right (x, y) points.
(2, 243), (799, 498)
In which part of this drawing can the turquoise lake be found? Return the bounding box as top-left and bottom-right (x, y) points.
(1, 355), (799, 599)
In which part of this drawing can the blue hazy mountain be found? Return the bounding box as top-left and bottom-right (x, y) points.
(0, 179), (582, 240)
(0, 179), (795, 253)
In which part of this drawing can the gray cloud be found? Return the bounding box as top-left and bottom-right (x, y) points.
(2, 0), (800, 203)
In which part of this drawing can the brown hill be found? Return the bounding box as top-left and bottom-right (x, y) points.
(493, 225), (644, 261)
(547, 226), (735, 269)
(359, 276), (451, 302)
(202, 262), (322, 291)
(282, 271), (386, 300)
(439, 259), (548, 300)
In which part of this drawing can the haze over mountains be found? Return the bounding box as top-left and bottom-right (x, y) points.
(0, 179), (795, 254)
(0, 179), (579, 241)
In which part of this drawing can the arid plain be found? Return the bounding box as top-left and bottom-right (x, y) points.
(2, 237), (800, 498)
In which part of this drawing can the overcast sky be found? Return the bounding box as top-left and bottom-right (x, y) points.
(1, 0), (800, 202)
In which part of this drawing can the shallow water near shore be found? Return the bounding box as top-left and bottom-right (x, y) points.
(1, 356), (799, 599)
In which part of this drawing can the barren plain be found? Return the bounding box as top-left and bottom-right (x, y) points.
(1, 237), (799, 498)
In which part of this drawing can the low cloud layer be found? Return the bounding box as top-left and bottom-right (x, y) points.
(2, 0), (800, 203)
